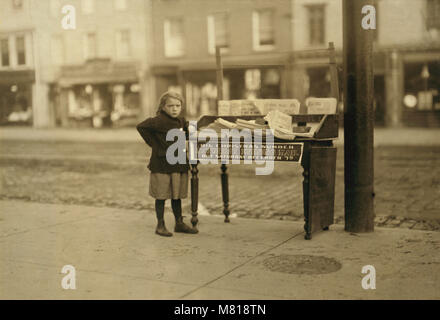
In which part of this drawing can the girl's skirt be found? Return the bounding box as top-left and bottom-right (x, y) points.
(149, 172), (189, 200)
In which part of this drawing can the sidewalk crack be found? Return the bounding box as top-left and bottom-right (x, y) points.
(0, 215), (99, 239)
(179, 230), (304, 299)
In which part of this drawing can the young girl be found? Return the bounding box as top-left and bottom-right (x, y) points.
(136, 91), (198, 237)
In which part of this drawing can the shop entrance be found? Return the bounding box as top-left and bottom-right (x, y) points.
(0, 83), (32, 126)
(158, 68), (283, 119)
(403, 61), (440, 127)
(374, 75), (386, 126)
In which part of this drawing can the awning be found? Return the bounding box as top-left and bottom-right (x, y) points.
(151, 53), (289, 76)
(58, 59), (139, 87)
(0, 70), (35, 85)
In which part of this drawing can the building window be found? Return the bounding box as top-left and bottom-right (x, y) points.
(81, 0), (95, 15)
(1, 38), (10, 67)
(16, 35), (26, 65)
(114, 0), (128, 11)
(252, 9), (275, 51)
(12, 0), (23, 10)
(427, 0), (440, 29)
(207, 13), (229, 54)
(51, 35), (64, 65)
(116, 30), (131, 59)
(50, 0), (61, 17)
(306, 4), (325, 46)
(164, 17), (185, 57)
(83, 32), (97, 60)
(371, 0), (378, 42)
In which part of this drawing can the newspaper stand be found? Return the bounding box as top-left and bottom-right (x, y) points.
(187, 43), (339, 240)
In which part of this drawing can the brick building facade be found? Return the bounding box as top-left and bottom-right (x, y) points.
(1, 0), (439, 127)
(0, 0), (153, 128)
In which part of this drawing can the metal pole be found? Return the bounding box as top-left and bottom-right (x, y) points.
(215, 46), (224, 102)
(177, 68), (187, 117)
(215, 46), (230, 223)
(328, 42), (340, 101)
(343, 0), (375, 232)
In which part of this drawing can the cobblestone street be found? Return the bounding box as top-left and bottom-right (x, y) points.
(1, 139), (439, 231)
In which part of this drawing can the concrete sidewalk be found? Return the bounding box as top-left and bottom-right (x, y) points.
(0, 200), (438, 300)
(1, 126), (440, 146)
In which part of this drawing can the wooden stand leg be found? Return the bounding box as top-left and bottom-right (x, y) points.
(302, 144), (312, 240)
(303, 145), (337, 239)
(190, 163), (199, 229)
(302, 167), (312, 240)
(221, 164), (230, 222)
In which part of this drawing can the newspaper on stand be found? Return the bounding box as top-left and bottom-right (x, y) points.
(206, 100), (332, 140)
(306, 97), (338, 114)
(218, 99), (300, 116)
(264, 110), (296, 140)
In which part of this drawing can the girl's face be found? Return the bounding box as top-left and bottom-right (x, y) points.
(162, 97), (182, 118)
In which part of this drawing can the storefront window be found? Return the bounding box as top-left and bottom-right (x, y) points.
(307, 67), (331, 98)
(159, 68), (282, 118)
(180, 70), (226, 118)
(244, 68), (281, 99)
(0, 83), (32, 125)
(70, 85), (93, 120)
(245, 69), (261, 91)
(404, 62), (440, 111)
(261, 68), (281, 98)
(110, 83), (140, 127)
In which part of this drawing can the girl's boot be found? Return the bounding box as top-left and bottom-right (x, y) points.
(155, 199), (172, 237)
(175, 216), (198, 234)
(156, 219), (173, 237)
(172, 199), (198, 234)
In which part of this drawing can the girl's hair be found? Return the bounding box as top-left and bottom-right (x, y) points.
(156, 91), (184, 115)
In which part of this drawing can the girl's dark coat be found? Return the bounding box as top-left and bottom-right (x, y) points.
(136, 110), (190, 173)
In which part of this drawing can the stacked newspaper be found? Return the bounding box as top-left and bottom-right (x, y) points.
(305, 97), (337, 114)
(264, 110), (295, 140)
(263, 110), (324, 140)
(198, 111), (324, 141)
(197, 118), (232, 139)
(218, 99), (301, 116)
(235, 118), (268, 130)
(202, 118), (268, 131)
